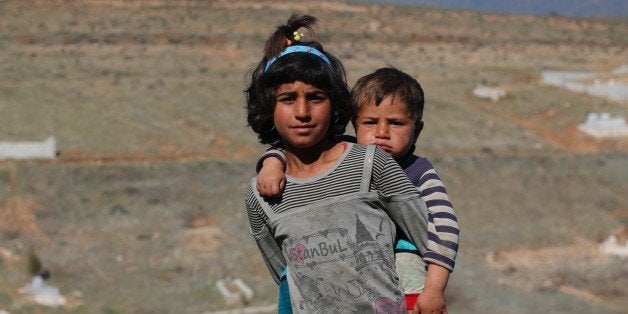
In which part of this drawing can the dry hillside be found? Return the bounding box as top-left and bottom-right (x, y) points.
(0, 0), (626, 313)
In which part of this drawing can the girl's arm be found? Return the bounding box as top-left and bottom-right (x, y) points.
(251, 224), (286, 284)
(245, 184), (286, 284)
(255, 150), (287, 197)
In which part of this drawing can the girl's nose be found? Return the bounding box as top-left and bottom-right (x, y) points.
(293, 99), (310, 119)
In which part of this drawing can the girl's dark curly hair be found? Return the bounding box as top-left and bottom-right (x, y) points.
(245, 13), (352, 146)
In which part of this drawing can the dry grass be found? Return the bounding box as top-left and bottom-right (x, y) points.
(0, 0), (627, 312)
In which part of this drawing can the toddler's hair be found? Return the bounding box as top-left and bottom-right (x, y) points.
(245, 13), (352, 146)
(351, 67), (424, 124)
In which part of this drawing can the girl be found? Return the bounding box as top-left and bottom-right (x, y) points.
(244, 14), (429, 313)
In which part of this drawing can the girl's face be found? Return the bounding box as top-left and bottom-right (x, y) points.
(273, 81), (332, 149)
(354, 95), (420, 159)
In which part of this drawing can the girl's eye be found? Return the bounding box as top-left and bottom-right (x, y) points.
(361, 120), (376, 125)
(277, 98), (295, 104)
(308, 94), (328, 103)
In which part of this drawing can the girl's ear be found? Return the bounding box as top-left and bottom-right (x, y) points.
(414, 120), (424, 141)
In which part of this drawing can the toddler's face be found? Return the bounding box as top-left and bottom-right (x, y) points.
(355, 95), (418, 159)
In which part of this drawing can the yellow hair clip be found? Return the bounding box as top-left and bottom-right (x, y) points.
(293, 31), (304, 42)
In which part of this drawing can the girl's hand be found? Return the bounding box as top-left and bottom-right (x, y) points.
(256, 157), (286, 197)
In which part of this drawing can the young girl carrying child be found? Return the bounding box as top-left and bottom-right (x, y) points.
(257, 67), (459, 313)
(244, 14), (431, 313)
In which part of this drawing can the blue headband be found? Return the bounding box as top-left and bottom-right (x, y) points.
(264, 45), (332, 72)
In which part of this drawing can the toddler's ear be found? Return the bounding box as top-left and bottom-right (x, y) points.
(414, 120), (424, 140)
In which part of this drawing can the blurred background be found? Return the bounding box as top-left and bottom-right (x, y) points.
(0, 0), (626, 313)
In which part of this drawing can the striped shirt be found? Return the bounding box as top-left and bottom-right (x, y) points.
(245, 143), (420, 234)
(398, 153), (459, 271)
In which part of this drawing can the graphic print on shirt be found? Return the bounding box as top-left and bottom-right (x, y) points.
(283, 213), (404, 313)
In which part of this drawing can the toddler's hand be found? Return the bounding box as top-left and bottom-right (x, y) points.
(256, 157), (286, 197)
(414, 287), (447, 314)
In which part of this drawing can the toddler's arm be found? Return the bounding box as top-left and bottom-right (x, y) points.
(421, 167), (459, 272)
(416, 165), (458, 313)
(414, 263), (449, 314)
(255, 149), (287, 198)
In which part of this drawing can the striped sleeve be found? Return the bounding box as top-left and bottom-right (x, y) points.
(371, 149), (421, 197)
(245, 182), (286, 284)
(419, 168), (459, 271)
(245, 183), (268, 234)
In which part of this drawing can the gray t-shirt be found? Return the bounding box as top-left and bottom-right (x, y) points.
(246, 144), (429, 312)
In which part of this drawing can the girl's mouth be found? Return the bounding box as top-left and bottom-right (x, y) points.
(291, 124), (316, 132)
